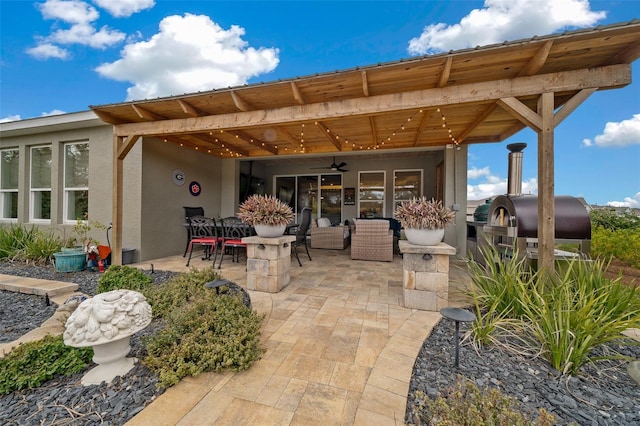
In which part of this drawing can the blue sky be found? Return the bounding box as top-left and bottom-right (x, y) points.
(1, 0), (638, 207)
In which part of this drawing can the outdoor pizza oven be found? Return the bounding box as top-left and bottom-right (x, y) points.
(473, 143), (592, 265)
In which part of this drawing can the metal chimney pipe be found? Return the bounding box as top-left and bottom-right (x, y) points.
(506, 143), (527, 195)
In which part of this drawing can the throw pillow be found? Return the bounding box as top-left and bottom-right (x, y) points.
(317, 217), (332, 227)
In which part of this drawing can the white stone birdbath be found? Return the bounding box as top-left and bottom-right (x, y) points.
(63, 289), (152, 386)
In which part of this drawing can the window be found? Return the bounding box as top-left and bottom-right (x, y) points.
(358, 171), (385, 218)
(0, 149), (19, 220)
(64, 142), (89, 222)
(393, 169), (423, 213)
(274, 174), (343, 223)
(30, 146), (52, 221)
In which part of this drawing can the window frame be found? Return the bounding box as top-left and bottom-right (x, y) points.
(63, 142), (89, 224)
(29, 145), (52, 223)
(358, 170), (386, 218)
(393, 169), (423, 214)
(0, 148), (19, 221)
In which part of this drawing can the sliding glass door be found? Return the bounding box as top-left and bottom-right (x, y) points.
(274, 174), (342, 223)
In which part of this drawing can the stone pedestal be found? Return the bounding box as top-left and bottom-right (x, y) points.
(243, 235), (296, 293)
(398, 241), (456, 311)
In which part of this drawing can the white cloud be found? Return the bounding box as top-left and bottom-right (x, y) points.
(467, 170), (538, 200)
(95, 14), (280, 101)
(0, 115), (22, 123)
(408, 0), (606, 55)
(27, 0), (126, 59)
(468, 166), (491, 179)
(582, 113), (640, 147)
(26, 42), (70, 60)
(607, 192), (640, 208)
(92, 0), (155, 18)
(41, 109), (66, 117)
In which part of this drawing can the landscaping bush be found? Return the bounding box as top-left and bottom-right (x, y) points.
(411, 376), (555, 425)
(590, 208), (640, 268)
(0, 224), (62, 263)
(0, 335), (93, 395)
(468, 249), (640, 375)
(96, 265), (153, 294)
(142, 269), (264, 388)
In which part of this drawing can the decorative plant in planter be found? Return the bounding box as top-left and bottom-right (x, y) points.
(394, 197), (456, 245)
(55, 215), (108, 272)
(237, 194), (294, 237)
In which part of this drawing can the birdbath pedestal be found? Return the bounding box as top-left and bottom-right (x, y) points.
(63, 290), (152, 386)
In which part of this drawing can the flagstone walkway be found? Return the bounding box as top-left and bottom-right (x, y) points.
(124, 249), (472, 425)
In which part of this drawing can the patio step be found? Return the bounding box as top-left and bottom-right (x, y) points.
(0, 274), (78, 297)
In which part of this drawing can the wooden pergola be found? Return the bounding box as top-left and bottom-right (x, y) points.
(91, 20), (640, 272)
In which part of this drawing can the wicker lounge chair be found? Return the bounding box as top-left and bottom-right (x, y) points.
(350, 219), (394, 262)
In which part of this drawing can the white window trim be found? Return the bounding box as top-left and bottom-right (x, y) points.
(0, 148), (19, 221)
(29, 145), (52, 223)
(358, 170), (386, 218)
(63, 142), (89, 224)
(393, 169), (423, 215)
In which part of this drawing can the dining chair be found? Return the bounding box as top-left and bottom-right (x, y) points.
(217, 217), (252, 268)
(291, 207), (312, 267)
(185, 216), (220, 267)
(183, 206), (205, 257)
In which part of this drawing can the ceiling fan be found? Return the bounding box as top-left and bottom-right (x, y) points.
(311, 156), (348, 172)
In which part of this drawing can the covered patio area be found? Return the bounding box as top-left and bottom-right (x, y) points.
(126, 249), (472, 424)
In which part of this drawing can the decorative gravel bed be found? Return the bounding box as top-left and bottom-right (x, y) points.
(2, 262), (639, 425)
(405, 315), (640, 425)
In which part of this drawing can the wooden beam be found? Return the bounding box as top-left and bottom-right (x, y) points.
(131, 104), (165, 121)
(369, 116), (377, 146)
(537, 92), (555, 274)
(177, 99), (204, 117)
(497, 97), (543, 132)
(113, 64), (631, 138)
(112, 135), (123, 266)
(315, 121), (342, 151)
(190, 134), (250, 156)
(456, 104), (498, 143)
(438, 56), (453, 87)
(554, 88), (597, 127)
(228, 130), (278, 155)
(498, 122), (526, 141)
(361, 71), (369, 96)
(116, 134), (140, 160)
(413, 109), (431, 146)
(230, 91), (251, 111)
(518, 40), (553, 76)
(611, 39), (640, 64)
(290, 82), (305, 104)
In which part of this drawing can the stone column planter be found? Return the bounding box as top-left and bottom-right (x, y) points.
(243, 235), (296, 293)
(399, 240), (456, 311)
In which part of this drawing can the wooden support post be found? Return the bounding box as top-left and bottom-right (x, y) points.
(112, 135), (124, 265)
(537, 92), (555, 273)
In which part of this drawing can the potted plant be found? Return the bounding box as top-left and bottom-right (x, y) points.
(237, 194), (294, 237)
(394, 197), (456, 245)
(54, 216), (107, 272)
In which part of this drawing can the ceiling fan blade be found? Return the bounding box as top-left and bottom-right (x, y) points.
(337, 162), (347, 168)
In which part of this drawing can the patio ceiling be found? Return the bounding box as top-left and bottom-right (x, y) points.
(91, 21), (640, 160)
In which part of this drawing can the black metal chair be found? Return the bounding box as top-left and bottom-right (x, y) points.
(217, 217), (252, 268)
(185, 216), (220, 267)
(291, 207), (312, 267)
(183, 206), (205, 257)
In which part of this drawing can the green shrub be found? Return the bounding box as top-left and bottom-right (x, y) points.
(143, 286), (264, 388)
(591, 227), (640, 268)
(97, 265), (153, 294)
(0, 224), (62, 263)
(469, 250), (640, 375)
(590, 208), (640, 231)
(0, 335), (93, 395)
(144, 268), (223, 318)
(411, 376), (555, 425)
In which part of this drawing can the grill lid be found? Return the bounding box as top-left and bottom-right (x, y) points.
(488, 195), (591, 239)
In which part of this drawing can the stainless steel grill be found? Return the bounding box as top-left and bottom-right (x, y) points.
(466, 142), (591, 266)
(482, 194), (591, 264)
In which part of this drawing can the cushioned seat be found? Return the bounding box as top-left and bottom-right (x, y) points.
(310, 219), (350, 249)
(350, 219), (393, 261)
